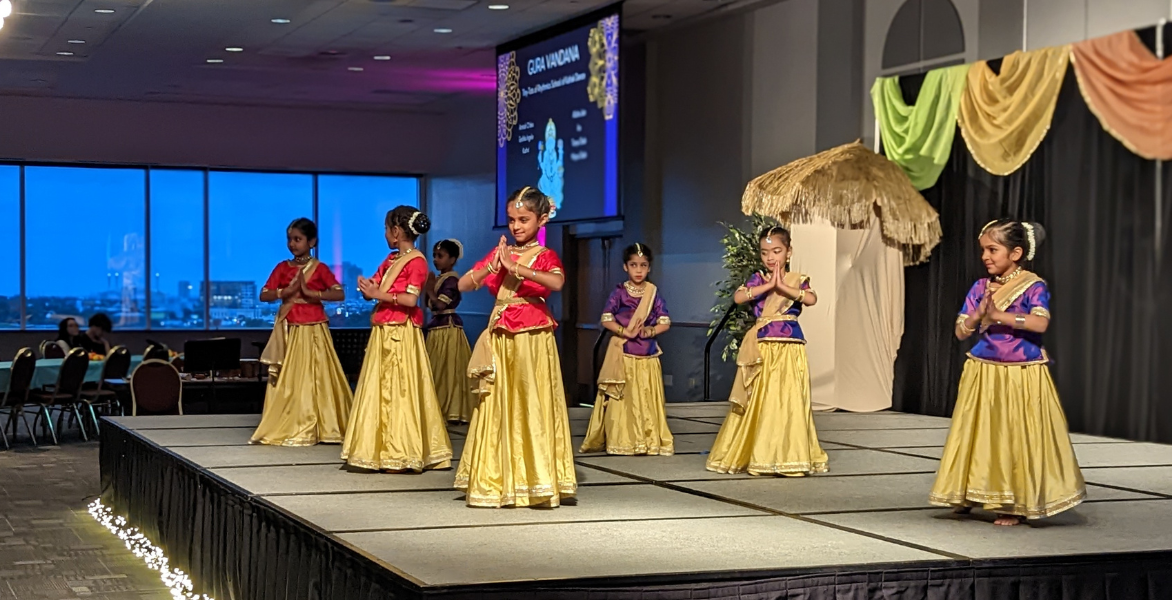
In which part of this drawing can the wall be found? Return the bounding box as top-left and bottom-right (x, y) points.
(634, 0), (866, 402)
(0, 95), (449, 174)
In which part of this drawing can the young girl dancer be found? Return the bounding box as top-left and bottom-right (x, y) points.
(930, 219), (1085, 525)
(424, 239), (474, 423)
(341, 206), (452, 472)
(581, 243), (675, 456)
(252, 218), (352, 446)
(456, 186), (576, 507)
(707, 226), (828, 476)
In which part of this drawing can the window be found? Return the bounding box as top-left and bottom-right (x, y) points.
(317, 175), (420, 327)
(0, 164), (419, 331)
(24, 166), (146, 331)
(208, 172), (313, 329)
(149, 170), (205, 329)
(0, 166), (19, 329)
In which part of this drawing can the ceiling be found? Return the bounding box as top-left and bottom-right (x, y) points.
(0, 0), (759, 111)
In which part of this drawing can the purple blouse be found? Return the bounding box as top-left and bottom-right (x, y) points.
(960, 278), (1051, 365)
(425, 273), (464, 330)
(600, 283), (671, 357)
(741, 272), (812, 343)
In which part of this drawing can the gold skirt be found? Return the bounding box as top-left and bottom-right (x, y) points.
(426, 326), (475, 423)
(580, 355), (674, 455)
(340, 323), (453, 472)
(930, 359), (1086, 518)
(250, 323), (353, 446)
(454, 329), (577, 507)
(707, 342), (828, 475)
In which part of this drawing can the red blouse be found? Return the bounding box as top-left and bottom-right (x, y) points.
(261, 261), (341, 325)
(371, 251), (427, 327)
(471, 245), (562, 333)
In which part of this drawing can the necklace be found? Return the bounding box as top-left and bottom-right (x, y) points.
(510, 240), (540, 251)
(292, 255), (312, 265)
(624, 281), (646, 297)
(994, 266), (1023, 284)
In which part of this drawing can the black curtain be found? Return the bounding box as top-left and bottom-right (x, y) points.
(893, 32), (1169, 443)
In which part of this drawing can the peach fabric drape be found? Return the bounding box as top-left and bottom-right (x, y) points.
(959, 46), (1071, 176)
(790, 218), (902, 412)
(1071, 31), (1172, 160)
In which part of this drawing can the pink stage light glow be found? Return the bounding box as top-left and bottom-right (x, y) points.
(385, 68), (496, 93)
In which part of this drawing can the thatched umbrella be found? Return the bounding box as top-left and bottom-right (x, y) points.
(741, 141), (942, 265)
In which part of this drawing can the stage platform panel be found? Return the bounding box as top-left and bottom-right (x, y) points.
(103, 402), (1172, 594)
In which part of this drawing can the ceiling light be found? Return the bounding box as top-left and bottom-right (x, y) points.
(56, 51), (73, 56)
(94, 8), (115, 14)
(225, 47), (243, 52)
(0, 0), (12, 19)
(68, 39), (86, 44)
(348, 66), (364, 72)
(271, 18), (290, 24)
(488, 4), (509, 9)
(206, 58), (223, 64)
(373, 55), (390, 61)
(433, 27), (452, 33)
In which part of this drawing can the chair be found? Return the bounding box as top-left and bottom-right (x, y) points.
(28, 348), (91, 443)
(144, 344), (170, 362)
(40, 341), (66, 359)
(80, 345), (131, 435)
(131, 360), (183, 416)
(0, 348), (38, 449)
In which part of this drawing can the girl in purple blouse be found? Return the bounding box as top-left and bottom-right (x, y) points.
(424, 239), (475, 423)
(930, 219), (1085, 525)
(707, 226), (828, 476)
(581, 243), (675, 455)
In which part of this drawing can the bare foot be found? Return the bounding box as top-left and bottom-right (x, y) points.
(953, 506), (972, 515)
(994, 515), (1025, 526)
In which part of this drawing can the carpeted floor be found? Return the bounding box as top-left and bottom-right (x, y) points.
(0, 439), (171, 600)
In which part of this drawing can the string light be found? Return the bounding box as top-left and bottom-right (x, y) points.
(87, 499), (215, 600)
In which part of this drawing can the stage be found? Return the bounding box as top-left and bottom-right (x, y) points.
(98, 403), (1172, 599)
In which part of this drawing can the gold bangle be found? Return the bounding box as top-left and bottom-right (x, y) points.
(276, 288), (284, 297)
(797, 289), (806, 303)
(1014, 314), (1026, 329)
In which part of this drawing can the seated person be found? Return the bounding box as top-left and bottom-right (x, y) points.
(55, 318), (86, 352)
(75, 313), (113, 356)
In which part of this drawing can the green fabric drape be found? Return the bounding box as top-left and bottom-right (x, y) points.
(871, 64), (969, 190)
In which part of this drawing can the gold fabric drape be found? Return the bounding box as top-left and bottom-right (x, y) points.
(1071, 31), (1172, 160)
(741, 141), (942, 266)
(958, 46), (1071, 176)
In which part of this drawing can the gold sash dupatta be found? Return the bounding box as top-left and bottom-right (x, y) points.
(467, 246), (546, 398)
(260, 258), (321, 384)
(728, 272), (804, 413)
(596, 282), (657, 401)
(979, 269), (1044, 331)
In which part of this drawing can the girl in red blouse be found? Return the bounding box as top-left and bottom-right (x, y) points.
(252, 218), (352, 446)
(340, 206), (453, 472)
(455, 186), (577, 507)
